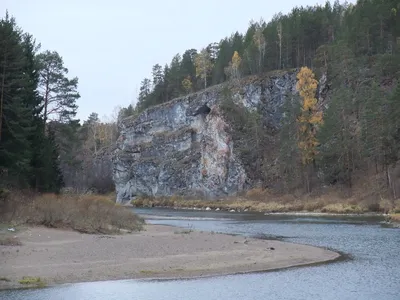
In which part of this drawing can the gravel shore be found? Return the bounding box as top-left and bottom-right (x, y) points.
(0, 224), (340, 289)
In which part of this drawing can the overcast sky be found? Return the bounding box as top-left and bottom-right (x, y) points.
(2, 0), (354, 122)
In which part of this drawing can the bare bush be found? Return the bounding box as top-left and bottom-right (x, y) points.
(1, 192), (144, 234)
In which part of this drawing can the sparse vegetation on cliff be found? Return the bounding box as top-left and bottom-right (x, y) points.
(220, 86), (268, 183)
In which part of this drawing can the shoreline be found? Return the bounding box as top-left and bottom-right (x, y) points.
(0, 224), (341, 290)
(128, 196), (396, 216)
(136, 205), (389, 217)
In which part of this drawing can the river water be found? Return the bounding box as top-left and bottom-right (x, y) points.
(1, 208), (399, 300)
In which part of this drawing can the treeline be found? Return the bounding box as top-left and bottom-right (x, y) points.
(279, 59), (400, 199)
(120, 0), (400, 199)
(0, 12), (118, 194)
(128, 0), (400, 115)
(275, 1), (400, 199)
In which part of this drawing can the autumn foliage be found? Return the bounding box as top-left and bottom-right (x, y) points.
(194, 48), (213, 88)
(296, 67), (323, 166)
(181, 76), (192, 94)
(225, 51), (242, 82)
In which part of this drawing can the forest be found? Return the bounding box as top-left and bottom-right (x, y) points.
(0, 12), (118, 194)
(1, 0), (400, 201)
(129, 0), (400, 201)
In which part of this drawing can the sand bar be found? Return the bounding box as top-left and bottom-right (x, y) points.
(0, 224), (340, 289)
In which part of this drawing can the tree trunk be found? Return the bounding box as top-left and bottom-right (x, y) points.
(387, 166), (396, 199)
(286, 38), (289, 68)
(304, 165), (311, 194)
(0, 54), (5, 143)
(43, 70), (50, 134)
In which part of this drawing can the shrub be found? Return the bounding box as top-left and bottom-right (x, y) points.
(1, 192), (144, 234)
(18, 276), (46, 288)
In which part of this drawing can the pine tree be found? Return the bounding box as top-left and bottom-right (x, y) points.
(166, 54), (182, 99)
(318, 87), (356, 188)
(361, 80), (400, 193)
(47, 127), (64, 193)
(20, 33), (49, 190)
(180, 49), (197, 89)
(279, 92), (302, 191)
(31, 122), (63, 192)
(137, 78), (151, 111)
(37, 50), (80, 128)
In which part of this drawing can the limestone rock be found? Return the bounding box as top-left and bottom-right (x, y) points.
(112, 70), (298, 203)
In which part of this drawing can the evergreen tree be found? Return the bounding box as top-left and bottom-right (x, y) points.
(278, 92), (302, 191)
(47, 127), (64, 193)
(361, 81), (400, 189)
(37, 50), (80, 127)
(180, 49), (197, 88)
(0, 13), (34, 186)
(32, 123), (64, 193)
(318, 87), (356, 187)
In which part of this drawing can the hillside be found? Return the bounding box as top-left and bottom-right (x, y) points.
(1, 1), (400, 212)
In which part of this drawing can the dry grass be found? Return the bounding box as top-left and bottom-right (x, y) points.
(131, 188), (399, 215)
(0, 236), (22, 246)
(18, 276), (46, 288)
(389, 213), (400, 223)
(1, 191), (144, 234)
(0, 277), (10, 282)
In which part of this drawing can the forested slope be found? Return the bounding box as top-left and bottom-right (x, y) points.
(1, 0), (400, 204)
(124, 0), (400, 201)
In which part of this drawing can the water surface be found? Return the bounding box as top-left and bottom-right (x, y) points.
(2, 208), (399, 300)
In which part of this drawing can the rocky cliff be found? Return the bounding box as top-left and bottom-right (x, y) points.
(112, 70), (299, 203)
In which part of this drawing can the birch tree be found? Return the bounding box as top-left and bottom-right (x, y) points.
(277, 22), (282, 69)
(194, 48), (213, 89)
(253, 24), (266, 73)
(224, 50), (242, 83)
(181, 76), (192, 94)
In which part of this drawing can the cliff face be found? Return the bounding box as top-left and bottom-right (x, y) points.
(112, 70), (298, 203)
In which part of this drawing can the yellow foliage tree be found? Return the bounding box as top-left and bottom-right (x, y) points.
(232, 51), (241, 69)
(182, 76), (192, 94)
(296, 66), (323, 176)
(225, 51), (242, 82)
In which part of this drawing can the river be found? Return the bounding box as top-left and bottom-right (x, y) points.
(1, 208), (399, 300)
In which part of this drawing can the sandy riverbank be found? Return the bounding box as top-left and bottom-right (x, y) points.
(0, 224), (340, 290)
